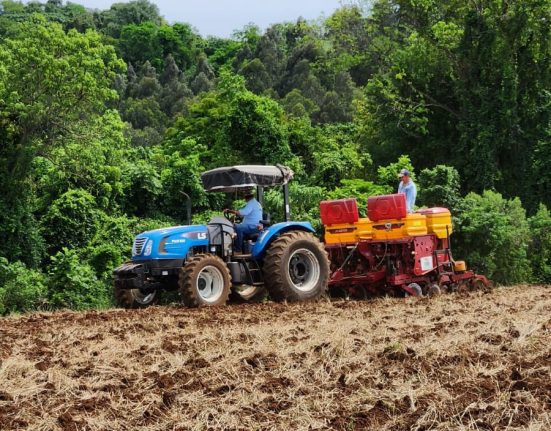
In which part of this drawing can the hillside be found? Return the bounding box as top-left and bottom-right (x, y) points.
(1, 285), (549, 430)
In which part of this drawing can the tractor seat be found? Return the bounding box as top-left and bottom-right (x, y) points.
(243, 212), (271, 243)
(255, 211), (271, 230)
(244, 232), (261, 242)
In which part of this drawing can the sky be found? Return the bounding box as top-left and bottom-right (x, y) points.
(71, 0), (345, 38)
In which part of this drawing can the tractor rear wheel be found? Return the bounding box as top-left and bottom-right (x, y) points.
(114, 281), (159, 309)
(263, 231), (329, 302)
(179, 254), (231, 307)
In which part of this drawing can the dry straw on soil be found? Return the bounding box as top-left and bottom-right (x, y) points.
(0, 285), (550, 430)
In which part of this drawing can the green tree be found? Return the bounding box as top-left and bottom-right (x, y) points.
(531, 126), (551, 211)
(325, 5), (371, 85)
(239, 58), (272, 94)
(123, 97), (166, 130)
(41, 189), (102, 253)
(159, 54), (192, 117)
(205, 36), (241, 70)
(457, 0), (551, 206)
(225, 91), (292, 165)
(359, 0), (550, 212)
(118, 22), (162, 67)
(34, 110), (130, 211)
(121, 61), (167, 144)
(94, 0), (162, 39)
(0, 16), (124, 265)
(528, 204), (551, 283)
(257, 25), (286, 84)
(176, 71), (294, 167)
(191, 71), (213, 95)
(0, 17), (123, 177)
(160, 137), (210, 219)
(281, 89), (319, 118)
(131, 61), (162, 98)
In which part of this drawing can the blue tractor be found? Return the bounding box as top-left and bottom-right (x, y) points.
(113, 165), (330, 308)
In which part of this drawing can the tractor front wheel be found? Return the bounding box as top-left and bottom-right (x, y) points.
(114, 281), (159, 309)
(231, 285), (268, 303)
(179, 254), (231, 307)
(263, 231), (329, 302)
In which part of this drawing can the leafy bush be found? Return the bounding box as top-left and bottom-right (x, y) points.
(42, 189), (101, 253)
(47, 248), (112, 310)
(88, 214), (176, 278)
(89, 243), (125, 281)
(87, 215), (136, 278)
(528, 204), (551, 283)
(418, 165), (461, 211)
(455, 191), (531, 285)
(0, 258), (48, 315)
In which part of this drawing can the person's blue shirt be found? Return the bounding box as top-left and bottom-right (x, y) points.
(398, 180), (417, 213)
(238, 198), (263, 225)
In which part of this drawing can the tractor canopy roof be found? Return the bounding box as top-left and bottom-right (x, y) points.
(201, 165), (293, 193)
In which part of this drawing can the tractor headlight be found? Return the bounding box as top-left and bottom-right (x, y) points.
(143, 240), (153, 256)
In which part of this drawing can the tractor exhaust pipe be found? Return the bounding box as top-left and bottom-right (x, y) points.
(179, 191), (192, 225)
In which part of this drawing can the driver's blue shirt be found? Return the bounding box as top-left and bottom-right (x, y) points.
(238, 198), (263, 225)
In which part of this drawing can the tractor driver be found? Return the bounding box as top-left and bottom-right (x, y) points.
(398, 168), (417, 213)
(225, 191), (263, 254)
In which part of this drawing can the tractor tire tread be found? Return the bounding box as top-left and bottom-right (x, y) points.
(179, 254), (231, 308)
(113, 280), (159, 309)
(263, 231), (329, 302)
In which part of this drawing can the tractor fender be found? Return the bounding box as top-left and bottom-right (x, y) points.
(251, 222), (316, 259)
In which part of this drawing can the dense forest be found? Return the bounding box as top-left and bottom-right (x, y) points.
(0, 0), (549, 314)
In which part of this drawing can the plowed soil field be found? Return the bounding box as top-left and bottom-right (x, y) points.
(1, 285), (550, 430)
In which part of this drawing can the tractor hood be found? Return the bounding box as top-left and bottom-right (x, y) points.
(141, 225), (206, 237)
(132, 225), (209, 260)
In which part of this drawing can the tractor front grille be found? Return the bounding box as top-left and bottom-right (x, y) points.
(132, 237), (147, 256)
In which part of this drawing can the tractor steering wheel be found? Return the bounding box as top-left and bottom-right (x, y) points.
(223, 209), (242, 223)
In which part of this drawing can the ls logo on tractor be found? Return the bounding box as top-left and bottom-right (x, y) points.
(180, 232), (208, 240)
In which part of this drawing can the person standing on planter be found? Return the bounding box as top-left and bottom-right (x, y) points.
(398, 169), (417, 213)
